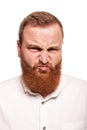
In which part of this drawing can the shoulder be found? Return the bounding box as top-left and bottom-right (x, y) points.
(61, 74), (87, 86)
(0, 76), (24, 106)
(0, 76), (22, 93)
(60, 74), (87, 93)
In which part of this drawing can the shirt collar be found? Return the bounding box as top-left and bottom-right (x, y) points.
(20, 75), (65, 99)
(21, 78), (39, 96)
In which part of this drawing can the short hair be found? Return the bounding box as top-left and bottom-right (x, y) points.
(18, 11), (64, 44)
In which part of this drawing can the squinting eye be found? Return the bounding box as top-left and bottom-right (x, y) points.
(48, 48), (59, 52)
(27, 47), (42, 52)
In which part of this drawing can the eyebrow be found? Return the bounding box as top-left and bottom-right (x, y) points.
(27, 44), (42, 48)
(27, 43), (60, 48)
(25, 41), (61, 49)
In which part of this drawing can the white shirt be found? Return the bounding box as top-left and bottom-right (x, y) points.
(0, 75), (87, 130)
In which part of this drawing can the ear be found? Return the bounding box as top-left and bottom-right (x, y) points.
(17, 40), (21, 57)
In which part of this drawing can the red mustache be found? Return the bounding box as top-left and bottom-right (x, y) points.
(33, 62), (53, 69)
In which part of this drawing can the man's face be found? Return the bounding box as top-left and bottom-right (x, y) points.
(18, 24), (63, 70)
(17, 24), (63, 97)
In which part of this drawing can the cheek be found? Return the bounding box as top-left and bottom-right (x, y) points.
(51, 53), (62, 66)
(22, 52), (39, 67)
(26, 55), (35, 67)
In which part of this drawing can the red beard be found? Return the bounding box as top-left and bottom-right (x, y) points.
(21, 58), (62, 98)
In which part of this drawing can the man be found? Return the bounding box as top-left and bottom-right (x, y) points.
(0, 11), (87, 130)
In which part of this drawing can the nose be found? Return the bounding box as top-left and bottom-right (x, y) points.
(39, 50), (49, 64)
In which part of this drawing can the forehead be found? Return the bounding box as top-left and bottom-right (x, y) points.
(23, 24), (63, 47)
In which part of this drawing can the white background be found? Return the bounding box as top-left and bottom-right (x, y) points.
(0, 0), (87, 82)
